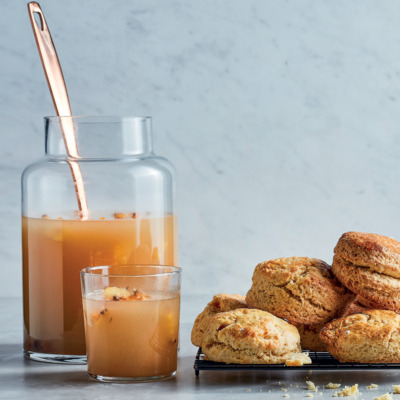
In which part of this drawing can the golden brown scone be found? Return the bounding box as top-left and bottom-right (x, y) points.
(191, 293), (250, 347)
(295, 323), (327, 352)
(202, 308), (302, 364)
(246, 257), (355, 325)
(357, 295), (386, 310)
(294, 298), (369, 351)
(305, 293), (370, 353)
(341, 299), (370, 317)
(332, 232), (400, 312)
(320, 309), (400, 363)
(357, 295), (400, 314)
(310, 298), (370, 354)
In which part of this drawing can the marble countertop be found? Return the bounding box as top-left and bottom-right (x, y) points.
(2, 296), (400, 400)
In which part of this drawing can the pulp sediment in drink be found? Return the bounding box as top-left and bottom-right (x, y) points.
(22, 214), (177, 356)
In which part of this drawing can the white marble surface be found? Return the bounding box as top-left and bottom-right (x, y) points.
(1, 295), (400, 400)
(2, 1), (400, 297)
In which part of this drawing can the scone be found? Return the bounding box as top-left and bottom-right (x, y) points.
(332, 232), (400, 312)
(320, 309), (400, 363)
(202, 308), (302, 364)
(357, 295), (400, 314)
(341, 298), (370, 317)
(191, 293), (250, 347)
(357, 295), (386, 310)
(295, 323), (327, 352)
(246, 257), (355, 325)
(295, 299), (369, 352)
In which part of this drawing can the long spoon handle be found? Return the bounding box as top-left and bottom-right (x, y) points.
(28, 2), (89, 219)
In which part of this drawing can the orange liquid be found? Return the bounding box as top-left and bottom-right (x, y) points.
(22, 215), (177, 355)
(83, 293), (180, 378)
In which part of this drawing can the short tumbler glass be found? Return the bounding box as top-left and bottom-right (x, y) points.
(81, 265), (181, 383)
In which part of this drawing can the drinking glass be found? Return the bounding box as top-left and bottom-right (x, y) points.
(81, 265), (181, 382)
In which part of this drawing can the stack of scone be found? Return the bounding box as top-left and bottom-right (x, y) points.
(191, 231), (400, 364)
(322, 231), (400, 363)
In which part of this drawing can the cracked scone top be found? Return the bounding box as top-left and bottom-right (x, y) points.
(332, 232), (400, 311)
(246, 257), (355, 325)
(191, 293), (250, 347)
(320, 309), (400, 363)
(201, 308), (301, 364)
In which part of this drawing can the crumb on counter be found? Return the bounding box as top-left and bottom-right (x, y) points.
(284, 395), (290, 398)
(307, 394), (314, 398)
(326, 383), (341, 389)
(374, 394), (393, 400)
(367, 384), (378, 389)
(334, 384), (360, 397)
(306, 381), (318, 392)
(393, 385), (400, 394)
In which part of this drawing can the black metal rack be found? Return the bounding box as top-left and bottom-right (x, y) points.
(194, 348), (400, 376)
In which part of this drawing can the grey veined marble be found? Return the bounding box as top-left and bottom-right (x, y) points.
(2, 0), (400, 297)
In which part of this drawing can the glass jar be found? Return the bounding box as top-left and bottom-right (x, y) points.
(21, 116), (178, 363)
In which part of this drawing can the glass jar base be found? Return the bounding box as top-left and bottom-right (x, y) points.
(24, 350), (87, 365)
(89, 370), (176, 383)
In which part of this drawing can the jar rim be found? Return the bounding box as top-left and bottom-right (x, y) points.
(45, 116), (152, 123)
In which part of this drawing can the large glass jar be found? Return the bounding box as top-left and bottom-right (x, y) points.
(21, 116), (178, 363)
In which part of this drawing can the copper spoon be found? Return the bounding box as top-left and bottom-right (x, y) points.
(27, 2), (89, 220)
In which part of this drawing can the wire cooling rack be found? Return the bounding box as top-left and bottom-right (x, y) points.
(194, 348), (400, 376)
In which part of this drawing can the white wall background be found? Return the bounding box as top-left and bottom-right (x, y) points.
(2, 0), (400, 297)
